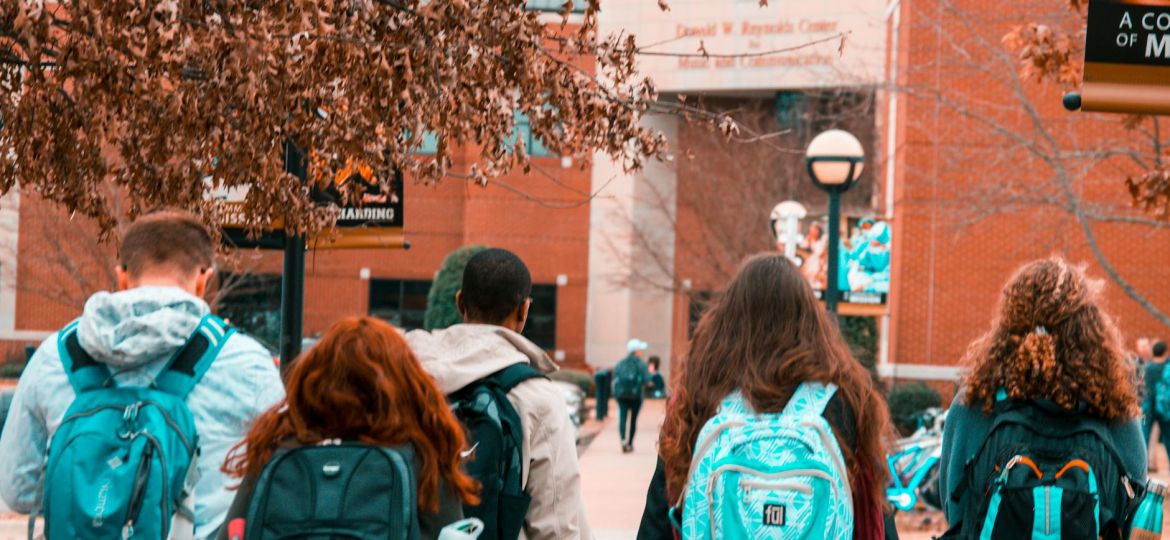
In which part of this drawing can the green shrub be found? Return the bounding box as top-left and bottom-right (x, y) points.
(0, 361), (26, 379)
(887, 382), (943, 436)
(840, 316), (877, 371)
(424, 245), (489, 331)
(548, 368), (595, 395)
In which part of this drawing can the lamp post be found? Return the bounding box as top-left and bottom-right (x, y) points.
(770, 201), (807, 265)
(805, 129), (865, 316)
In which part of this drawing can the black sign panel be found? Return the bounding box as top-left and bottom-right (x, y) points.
(311, 165), (404, 229)
(1086, 0), (1170, 66)
(218, 165), (405, 250)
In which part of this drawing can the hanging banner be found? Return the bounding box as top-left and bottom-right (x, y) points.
(772, 213), (890, 308)
(1082, 0), (1170, 114)
(215, 164), (406, 250)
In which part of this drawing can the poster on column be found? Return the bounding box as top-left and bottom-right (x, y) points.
(770, 215), (890, 305)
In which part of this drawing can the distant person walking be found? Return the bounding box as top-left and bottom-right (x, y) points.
(1145, 340), (1170, 470)
(1136, 337), (1154, 441)
(638, 254), (893, 540)
(219, 317), (478, 539)
(406, 248), (591, 540)
(613, 339), (651, 453)
(0, 210), (284, 539)
(939, 258), (1146, 539)
(646, 355), (666, 399)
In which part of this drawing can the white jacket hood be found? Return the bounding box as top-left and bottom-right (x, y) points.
(405, 324), (558, 394)
(76, 286), (210, 369)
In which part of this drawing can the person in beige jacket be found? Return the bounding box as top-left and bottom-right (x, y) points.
(406, 248), (592, 540)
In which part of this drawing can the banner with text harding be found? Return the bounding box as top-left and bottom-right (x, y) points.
(599, 0), (887, 92)
(1083, 0), (1170, 114)
(215, 164), (405, 250)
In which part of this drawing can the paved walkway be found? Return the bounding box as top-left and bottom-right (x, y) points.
(580, 398), (666, 540)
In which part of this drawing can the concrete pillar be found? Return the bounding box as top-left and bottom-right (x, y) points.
(585, 114), (679, 379)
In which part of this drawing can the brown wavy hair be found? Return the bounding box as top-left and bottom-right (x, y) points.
(223, 316), (479, 511)
(660, 253), (892, 505)
(963, 257), (1138, 420)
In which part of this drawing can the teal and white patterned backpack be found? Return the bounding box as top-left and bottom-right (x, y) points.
(673, 382), (853, 540)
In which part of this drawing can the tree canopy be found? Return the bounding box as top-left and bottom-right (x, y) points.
(0, 1), (667, 237)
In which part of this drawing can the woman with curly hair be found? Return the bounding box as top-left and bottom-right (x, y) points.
(637, 253), (893, 540)
(939, 257), (1146, 539)
(218, 316), (479, 539)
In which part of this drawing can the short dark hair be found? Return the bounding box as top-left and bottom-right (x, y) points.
(119, 210), (214, 278)
(648, 356), (661, 370)
(460, 248), (532, 324)
(1155, 341), (1168, 358)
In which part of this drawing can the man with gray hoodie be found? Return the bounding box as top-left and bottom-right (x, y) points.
(407, 248), (592, 540)
(0, 210), (285, 539)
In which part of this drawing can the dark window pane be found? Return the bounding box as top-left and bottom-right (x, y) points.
(687, 291), (715, 339)
(216, 273), (283, 353)
(523, 285), (557, 350)
(369, 279), (433, 332)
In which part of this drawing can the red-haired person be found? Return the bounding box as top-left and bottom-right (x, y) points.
(218, 317), (478, 539)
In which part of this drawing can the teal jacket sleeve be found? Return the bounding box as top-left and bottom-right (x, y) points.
(938, 391), (994, 527)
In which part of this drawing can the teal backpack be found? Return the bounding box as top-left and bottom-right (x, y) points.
(1153, 363), (1170, 423)
(612, 356), (645, 400)
(672, 382), (853, 539)
(35, 314), (231, 540)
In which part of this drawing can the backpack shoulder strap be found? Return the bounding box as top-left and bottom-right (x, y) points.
(781, 381), (838, 418)
(155, 314), (235, 398)
(484, 362), (547, 394)
(58, 320), (112, 394)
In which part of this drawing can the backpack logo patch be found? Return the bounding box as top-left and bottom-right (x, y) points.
(763, 504), (785, 527)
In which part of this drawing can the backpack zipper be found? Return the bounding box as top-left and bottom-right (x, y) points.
(739, 479), (814, 496)
(1045, 486), (1051, 535)
(59, 401), (194, 456)
(122, 435), (157, 540)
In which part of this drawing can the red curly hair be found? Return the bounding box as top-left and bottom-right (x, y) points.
(223, 316), (479, 511)
(964, 257), (1139, 421)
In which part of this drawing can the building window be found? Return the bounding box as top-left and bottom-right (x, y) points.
(524, 284), (557, 350)
(216, 273), (282, 353)
(369, 279), (432, 331)
(506, 111), (554, 157)
(415, 131), (439, 154)
(526, 0), (586, 13)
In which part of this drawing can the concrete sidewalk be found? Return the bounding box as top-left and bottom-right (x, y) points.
(579, 398), (665, 540)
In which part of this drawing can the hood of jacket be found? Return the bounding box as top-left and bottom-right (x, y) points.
(405, 324), (558, 394)
(75, 286), (210, 370)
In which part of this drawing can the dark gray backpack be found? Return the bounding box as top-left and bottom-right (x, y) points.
(243, 442), (420, 540)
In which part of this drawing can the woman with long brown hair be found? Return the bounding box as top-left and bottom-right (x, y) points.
(218, 316), (479, 539)
(637, 253), (893, 539)
(938, 258), (1146, 539)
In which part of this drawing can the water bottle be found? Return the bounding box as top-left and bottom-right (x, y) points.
(1132, 479), (1166, 540)
(438, 518), (484, 540)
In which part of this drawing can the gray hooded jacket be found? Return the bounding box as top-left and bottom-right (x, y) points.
(406, 324), (593, 540)
(0, 286), (285, 539)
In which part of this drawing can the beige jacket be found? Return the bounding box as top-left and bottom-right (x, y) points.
(406, 324), (593, 540)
